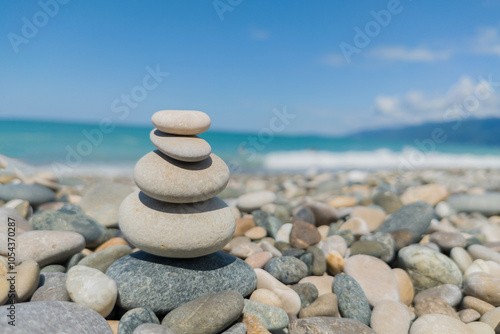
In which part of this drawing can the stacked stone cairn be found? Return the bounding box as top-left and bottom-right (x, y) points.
(106, 110), (257, 320)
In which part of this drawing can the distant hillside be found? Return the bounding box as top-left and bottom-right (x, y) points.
(350, 117), (500, 147)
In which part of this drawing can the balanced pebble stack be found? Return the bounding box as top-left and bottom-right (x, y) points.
(106, 110), (257, 314)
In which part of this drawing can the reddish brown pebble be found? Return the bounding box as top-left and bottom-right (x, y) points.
(234, 217), (256, 237)
(290, 221), (321, 249)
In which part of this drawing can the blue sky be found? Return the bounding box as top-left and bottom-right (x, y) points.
(1, 0), (499, 135)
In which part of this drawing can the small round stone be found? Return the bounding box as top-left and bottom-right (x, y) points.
(414, 297), (459, 319)
(150, 129), (211, 162)
(254, 268), (301, 315)
(14, 260), (40, 302)
(398, 245), (462, 292)
(134, 151), (229, 203)
(370, 300), (411, 334)
(463, 296), (495, 315)
(480, 307), (500, 330)
(343, 255), (400, 307)
(392, 268), (415, 306)
(151, 110), (211, 135)
(245, 226), (267, 240)
(414, 284), (463, 307)
(264, 256), (308, 284)
(429, 232), (466, 251)
(458, 309), (481, 323)
(237, 191), (276, 212)
(245, 251), (273, 269)
(333, 273), (372, 326)
(78, 244), (132, 273)
(161, 290), (244, 334)
(299, 275), (334, 297)
(133, 324), (177, 333)
(119, 191), (235, 258)
(66, 265), (117, 317)
(250, 288), (283, 308)
(409, 314), (474, 334)
(464, 273), (500, 306)
(467, 322), (495, 334)
(118, 307), (160, 334)
(325, 250), (344, 276)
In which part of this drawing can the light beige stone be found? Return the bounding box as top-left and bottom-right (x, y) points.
(245, 251), (273, 269)
(328, 196), (357, 208)
(392, 268), (414, 306)
(339, 217), (370, 236)
(464, 259), (500, 279)
(254, 268), (301, 314)
(464, 273), (500, 306)
(467, 322), (495, 334)
(14, 260), (40, 302)
(318, 235), (347, 257)
(350, 206), (386, 231)
(250, 288), (283, 308)
(66, 265), (117, 317)
(480, 307), (500, 330)
(134, 151), (229, 203)
(151, 110), (211, 135)
(231, 243), (263, 259)
(458, 309), (481, 323)
(119, 191), (235, 258)
(245, 226), (267, 240)
(463, 296), (495, 315)
(0, 231), (85, 267)
(150, 129), (211, 162)
(451, 247), (473, 272)
(237, 191), (276, 212)
(371, 300), (411, 334)
(401, 184), (449, 206)
(410, 314), (474, 334)
(344, 255), (400, 306)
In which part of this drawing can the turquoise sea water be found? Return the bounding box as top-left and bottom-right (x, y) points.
(2, 119), (500, 175)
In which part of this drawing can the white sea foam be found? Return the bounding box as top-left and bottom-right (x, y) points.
(263, 148), (500, 170)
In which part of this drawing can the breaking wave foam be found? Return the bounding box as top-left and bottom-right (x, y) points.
(263, 149), (500, 170)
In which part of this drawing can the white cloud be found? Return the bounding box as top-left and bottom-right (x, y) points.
(373, 76), (500, 125)
(473, 26), (500, 56)
(320, 53), (348, 67)
(250, 29), (270, 41)
(368, 46), (451, 62)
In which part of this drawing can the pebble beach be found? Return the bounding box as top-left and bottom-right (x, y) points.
(1, 111), (500, 334)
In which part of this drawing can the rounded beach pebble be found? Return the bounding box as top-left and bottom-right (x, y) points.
(66, 265), (117, 317)
(106, 251), (256, 314)
(152, 110), (211, 135)
(134, 151), (229, 203)
(119, 191), (235, 258)
(162, 290), (244, 334)
(150, 129), (211, 162)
